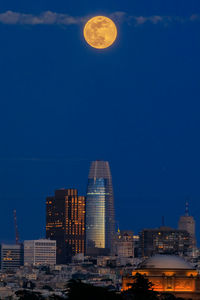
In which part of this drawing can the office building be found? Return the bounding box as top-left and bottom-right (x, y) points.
(0, 244), (23, 270)
(140, 226), (190, 257)
(178, 202), (196, 250)
(24, 239), (56, 266)
(133, 235), (140, 258)
(86, 160), (115, 256)
(46, 189), (85, 264)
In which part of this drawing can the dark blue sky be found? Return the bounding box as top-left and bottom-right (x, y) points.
(0, 0), (200, 243)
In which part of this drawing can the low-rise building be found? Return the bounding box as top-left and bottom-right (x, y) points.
(24, 239), (56, 266)
(0, 244), (23, 270)
(122, 255), (200, 300)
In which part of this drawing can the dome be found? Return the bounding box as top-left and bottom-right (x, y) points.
(139, 255), (195, 270)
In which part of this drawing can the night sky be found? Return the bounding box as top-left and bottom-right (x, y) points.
(0, 0), (200, 243)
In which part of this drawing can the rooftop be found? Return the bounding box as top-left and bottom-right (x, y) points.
(139, 255), (195, 270)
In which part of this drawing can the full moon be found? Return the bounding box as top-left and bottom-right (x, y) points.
(83, 16), (117, 49)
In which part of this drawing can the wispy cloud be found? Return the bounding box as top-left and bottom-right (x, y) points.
(128, 14), (200, 26)
(0, 10), (199, 26)
(0, 11), (85, 25)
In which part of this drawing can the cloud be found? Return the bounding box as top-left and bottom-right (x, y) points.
(190, 14), (200, 21)
(0, 11), (85, 25)
(112, 12), (200, 26)
(0, 10), (199, 26)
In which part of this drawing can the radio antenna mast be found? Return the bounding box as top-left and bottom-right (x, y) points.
(13, 210), (20, 245)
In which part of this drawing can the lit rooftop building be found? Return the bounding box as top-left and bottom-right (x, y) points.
(122, 255), (200, 299)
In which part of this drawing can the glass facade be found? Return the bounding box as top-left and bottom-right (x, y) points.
(86, 161), (115, 255)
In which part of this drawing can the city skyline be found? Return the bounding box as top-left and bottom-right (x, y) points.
(1, 158), (198, 245)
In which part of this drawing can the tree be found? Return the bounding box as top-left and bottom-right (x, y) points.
(160, 294), (184, 300)
(15, 290), (44, 300)
(49, 295), (66, 300)
(67, 279), (122, 300)
(160, 294), (177, 300)
(122, 273), (159, 300)
(42, 285), (54, 291)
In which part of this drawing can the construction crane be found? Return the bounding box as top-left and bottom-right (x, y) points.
(13, 210), (20, 245)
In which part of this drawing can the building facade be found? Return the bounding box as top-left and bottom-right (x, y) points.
(115, 230), (134, 258)
(178, 202), (196, 251)
(139, 226), (190, 257)
(86, 160), (115, 256)
(0, 244), (23, 270)
(122, 255), (200, 300)
(24, 239), (56, 266)
(46, 189), (85, 264)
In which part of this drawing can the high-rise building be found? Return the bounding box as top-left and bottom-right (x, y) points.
(86, 160), (115, 256)
(178, 202), (196, 249)
(133, 235), (140, 258)
(24, 239), (56, 266)
(140, 226), (191, 257)
(0, 244), (23, 270)
(46, 189), (85, 264)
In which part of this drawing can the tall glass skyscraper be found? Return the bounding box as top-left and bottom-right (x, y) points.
(86, 160), (115, 255)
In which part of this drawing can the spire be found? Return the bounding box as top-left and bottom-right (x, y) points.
(117, 222), (120, 234)
(185, 200), (189, 216)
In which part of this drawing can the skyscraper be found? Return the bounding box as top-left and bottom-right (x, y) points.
(86, 160), (115, 256)
(178, 201), (196, 250)
(46, 189), (85, 264)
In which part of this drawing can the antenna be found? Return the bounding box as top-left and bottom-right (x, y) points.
(185, 200), (189, 216)
(13, 210), (20, 245)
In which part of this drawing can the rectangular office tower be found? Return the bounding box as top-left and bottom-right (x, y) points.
(24, 239), (56, 266)
(46, 189), (85, 264)
(140, 226), (191, 257)
(0, 244), (23, 270)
